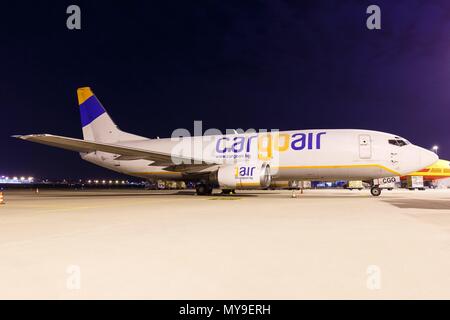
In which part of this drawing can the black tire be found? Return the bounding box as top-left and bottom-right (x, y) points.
(370, 186), (382, 197)
(196, 184), (210, 196)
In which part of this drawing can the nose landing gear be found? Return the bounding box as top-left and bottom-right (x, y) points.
(370, 186), (382, 197)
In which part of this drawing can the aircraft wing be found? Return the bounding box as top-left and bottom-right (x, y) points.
(13, 134), (215, 166)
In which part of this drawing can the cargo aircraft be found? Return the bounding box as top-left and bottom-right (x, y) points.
(403, 159), (450, 182)
(14, 88), (438, 196)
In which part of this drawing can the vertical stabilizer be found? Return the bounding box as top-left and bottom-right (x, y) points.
(77, 87), (146, 143)
(77, 87), (120, 143)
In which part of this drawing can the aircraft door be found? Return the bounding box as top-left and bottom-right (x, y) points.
(359, 134), (372, 159)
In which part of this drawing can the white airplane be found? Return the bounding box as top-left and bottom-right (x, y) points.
(14, 87), (438, 196)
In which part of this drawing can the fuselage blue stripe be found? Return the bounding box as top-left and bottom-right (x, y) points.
(80, 95), (106, 127)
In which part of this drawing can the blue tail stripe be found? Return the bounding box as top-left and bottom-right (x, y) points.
(80, 95), (106, 127)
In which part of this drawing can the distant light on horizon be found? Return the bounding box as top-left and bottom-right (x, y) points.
(0, 175), (35, 184)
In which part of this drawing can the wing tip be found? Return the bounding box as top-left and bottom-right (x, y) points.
(12, 134), (51, 140)
(12, 135), (27, 140)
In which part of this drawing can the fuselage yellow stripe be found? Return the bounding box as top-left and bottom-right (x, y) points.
(127, 171), (182, 175)
(272, 164), (401, 176)
(238, 182), (261, 187)
(128, 164), (401, 177)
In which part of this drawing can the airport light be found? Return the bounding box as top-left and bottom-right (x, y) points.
(20, 176), (25, 181)
(431, 145), (439, 154)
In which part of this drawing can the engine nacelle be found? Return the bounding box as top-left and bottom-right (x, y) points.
(210, 163), (272, 189)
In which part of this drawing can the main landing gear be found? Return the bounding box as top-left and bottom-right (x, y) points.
(196, 183), (213, 196)
(370, 186), (382, 197)
(195, 184), (236, 196)
(221, 189), (235, 195)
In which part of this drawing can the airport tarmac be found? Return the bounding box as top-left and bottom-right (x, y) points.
(0, 188), (450, 299)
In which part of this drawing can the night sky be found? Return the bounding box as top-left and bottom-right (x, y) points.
(1, 1), (449, 179)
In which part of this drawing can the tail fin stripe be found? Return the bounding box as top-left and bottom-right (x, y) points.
(80, 96), (106, 127)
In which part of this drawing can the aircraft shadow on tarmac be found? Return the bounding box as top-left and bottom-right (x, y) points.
(384, 199), (450, 210)
(165, 191), (373, 198)
(25, 190), (378, 199)
(29, 191), (192, 198)
(29, 190), (261, 198)
(167, 191), (262, 197)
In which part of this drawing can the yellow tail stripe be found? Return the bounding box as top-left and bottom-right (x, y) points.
(77, 87), (94, 105)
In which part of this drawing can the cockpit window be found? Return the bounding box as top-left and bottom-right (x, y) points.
(389, 139), (408, 147)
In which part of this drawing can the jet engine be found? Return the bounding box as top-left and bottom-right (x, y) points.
(209, 163), (272, 189)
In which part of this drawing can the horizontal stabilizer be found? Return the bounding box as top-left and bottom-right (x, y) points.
(13, 134), (209, 166)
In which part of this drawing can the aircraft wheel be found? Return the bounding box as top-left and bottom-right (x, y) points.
(370, 186), (382, 197)
(196, 184), (212, 196)
(221, 189), (235, 195)
(195, 183), (208, 196)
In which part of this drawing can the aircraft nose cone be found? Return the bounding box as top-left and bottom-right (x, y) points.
(420, 148), (439, 168)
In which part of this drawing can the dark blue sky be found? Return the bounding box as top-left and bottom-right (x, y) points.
(1, 1), (449, 179)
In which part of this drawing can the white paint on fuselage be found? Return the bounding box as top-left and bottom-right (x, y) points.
(81, 129), (437, 182)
